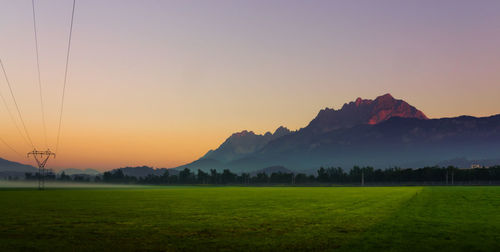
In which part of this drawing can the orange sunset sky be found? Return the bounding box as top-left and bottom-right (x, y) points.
(0, 0), (499, 170)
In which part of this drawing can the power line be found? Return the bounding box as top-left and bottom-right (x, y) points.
(0, 136), (23, 159)
(0, 86), (32, 148)
(55, 0), (76, 154)
(31, 0), (48, 149)
(0, 59), (35, 149)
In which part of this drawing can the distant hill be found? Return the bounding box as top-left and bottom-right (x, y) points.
(0, 159), (103, 178)
(112, 166), (178, 178)
(0, 158), (36, 173)
(435, 158), (500, 169)
(176, 94), (500, 173)
(60, 168), (101, 176)
(249, 166), (292, 176)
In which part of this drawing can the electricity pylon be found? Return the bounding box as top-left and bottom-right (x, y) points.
(27, 149), (55, 190)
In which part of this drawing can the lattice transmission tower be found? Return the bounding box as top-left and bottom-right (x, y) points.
(27, 149), (55, 190)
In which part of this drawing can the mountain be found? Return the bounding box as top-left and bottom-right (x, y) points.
(249, 166), (293, 176)
(112, 166), (178, 178)
(0, 158), (37, 179)
(0, 158), (36, 173)
(306, 93), (428, 134)
(252, 115), (500, 171)
(199, 126), (291, 163)
(60, 168), (101, 176)
(178, 94), (500, 173)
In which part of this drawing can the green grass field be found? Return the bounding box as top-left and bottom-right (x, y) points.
(0, 185), (499, 251)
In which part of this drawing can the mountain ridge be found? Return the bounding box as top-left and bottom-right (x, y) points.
(305, 93), (428, 134)
(178, 94), (500, 172)
(200, 126), (292, 163)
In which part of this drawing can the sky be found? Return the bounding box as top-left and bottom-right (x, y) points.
(0, 0), (499, 170)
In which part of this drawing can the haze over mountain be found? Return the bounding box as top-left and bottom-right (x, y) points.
(0, 158), (36, 173)
(110, 166), (178, 178)
(201, 126), (291, 163)
(1, 93), (497, 175)
(0, 158), (101, 178)
(59, 168), (101, 176)
(178, 94), (500, 173)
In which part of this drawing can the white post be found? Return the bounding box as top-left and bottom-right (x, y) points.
(361, 170), (364, 186)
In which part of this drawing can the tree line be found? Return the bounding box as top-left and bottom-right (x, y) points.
(23, 165), (500, 185)
(98, 166), (500, 185)
(25, 171), (94, 182)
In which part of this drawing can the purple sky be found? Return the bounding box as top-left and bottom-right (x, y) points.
(0, 0), (499, 169)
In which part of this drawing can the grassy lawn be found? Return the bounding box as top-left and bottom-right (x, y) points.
(343, 186), (500, 251)
(0, 185), (498, 251)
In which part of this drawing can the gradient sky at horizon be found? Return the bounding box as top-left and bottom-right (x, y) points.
(0, 0), (499, 170)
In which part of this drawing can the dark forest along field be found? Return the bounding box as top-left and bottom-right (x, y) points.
(0, 186), (499, 251)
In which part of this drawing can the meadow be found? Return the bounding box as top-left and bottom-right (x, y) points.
(0, 185), (499, 251)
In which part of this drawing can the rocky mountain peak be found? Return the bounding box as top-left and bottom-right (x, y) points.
(307, 94), (428, 133)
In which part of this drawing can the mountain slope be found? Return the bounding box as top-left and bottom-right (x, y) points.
(199, 126), (291, 163)
(60, 168), (101, 176)
(179, 94), (500, 172)
(0, 158), (36, 172)
(250, 115), (500, 171)
(112, 166), (177, 178)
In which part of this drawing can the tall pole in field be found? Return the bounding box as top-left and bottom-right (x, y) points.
(361, 170), (364, 186)
(27, 149), (56, 190)
(446, 170), (449, 185)
(451, 169), (454, 185)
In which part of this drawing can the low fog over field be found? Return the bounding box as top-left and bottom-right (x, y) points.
(0, 180), (138, 188)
